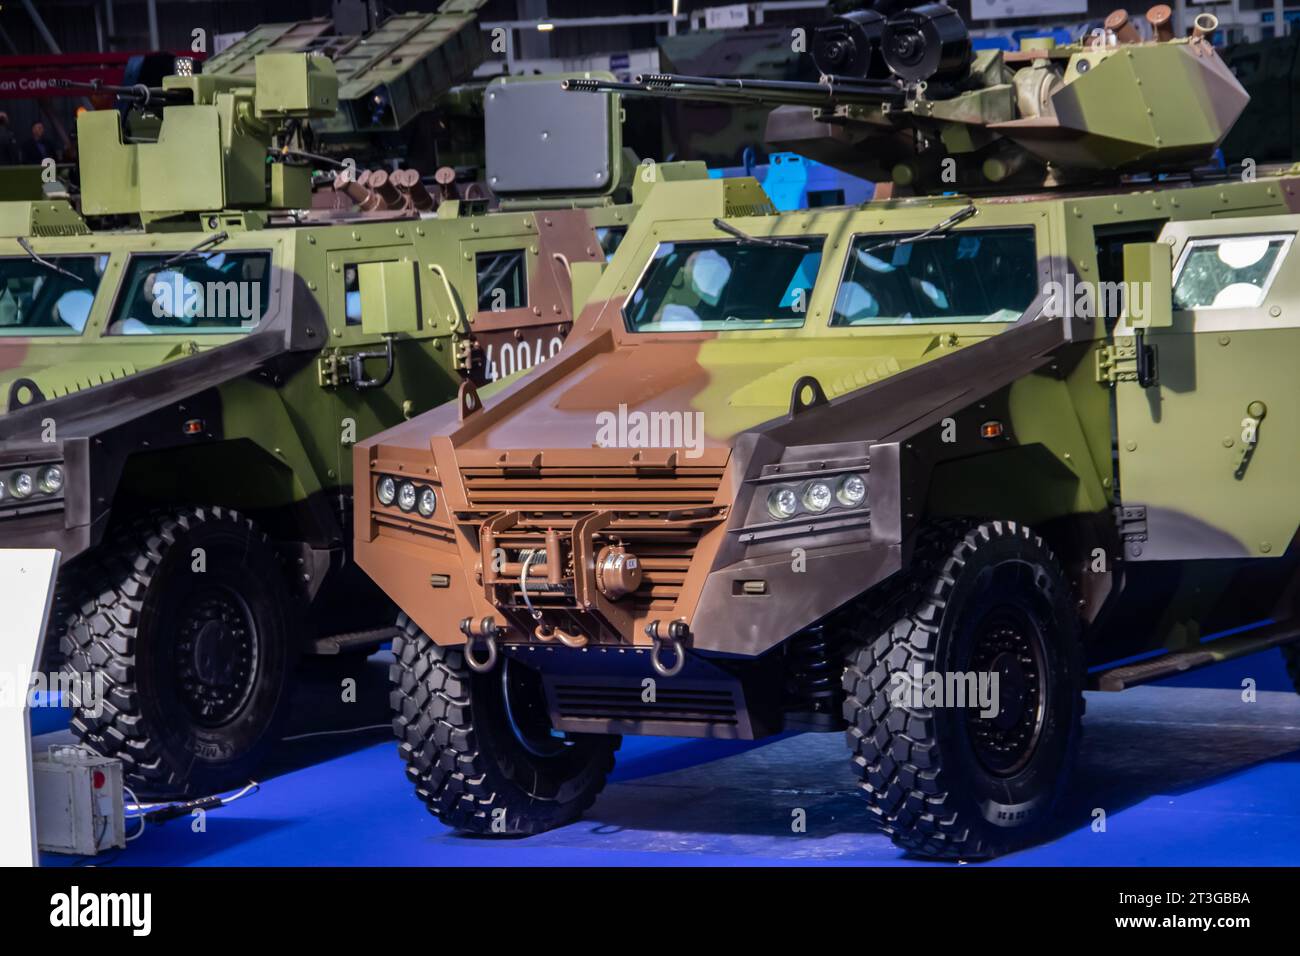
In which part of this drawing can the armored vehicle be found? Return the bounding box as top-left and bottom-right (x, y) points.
(357, 3), (1300, 858)
(0, 47), (680, 796)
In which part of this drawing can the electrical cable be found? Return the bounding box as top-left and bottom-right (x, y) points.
(122, 785), (147, 842)
(281, 723), (392, 742)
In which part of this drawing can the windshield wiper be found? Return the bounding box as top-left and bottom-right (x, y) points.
(16, 237), (85, 284)
(859, 204), (978, 256)
(712, 218), (810, 250)
(160, 231), (229, 269)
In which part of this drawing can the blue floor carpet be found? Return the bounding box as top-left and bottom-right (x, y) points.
(36, 648), (1300, 867)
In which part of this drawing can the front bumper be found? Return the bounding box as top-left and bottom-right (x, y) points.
(355, 442), (732, 650)
(355, 437), (906, 662)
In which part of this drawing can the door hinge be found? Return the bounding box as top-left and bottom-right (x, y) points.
(1115, 504), (1148, 558)
(1095, 342), (1139, 384)
(1096, 335), (1158, 387)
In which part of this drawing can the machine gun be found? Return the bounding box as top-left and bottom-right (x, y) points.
(567, 2), (1247, 195)
(54, 77), (195, 112)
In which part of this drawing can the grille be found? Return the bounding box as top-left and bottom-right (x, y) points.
(461, 464), (725, 614)
(461, 467), (724, 514)
(551, 681), (740, 728)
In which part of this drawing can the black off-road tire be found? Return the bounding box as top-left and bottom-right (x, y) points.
(389, 615), (620, 835)
(42, 565), (88, 670)
(60, 507), (297, 797)
(842, 520), (1085, 859)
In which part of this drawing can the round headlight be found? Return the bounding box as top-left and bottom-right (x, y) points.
(38, 465), (63, 495)
(0, 479), (6, 500)
(11, 471), (33, 498)
(802, 481), (832, 513)
(767, 487), (798, 520)
(397, 481), (417, 513)
(376, 475), (397, 506)
(837, 473), (866, 507)
(417, 487), (437, 517)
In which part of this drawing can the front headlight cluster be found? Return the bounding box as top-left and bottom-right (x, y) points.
(766, 473), (866, 521)
(0, 463), (64, 505)
(376, 474), (437, 518)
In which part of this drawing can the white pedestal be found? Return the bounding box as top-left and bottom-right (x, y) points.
(0, 549), (59, 867)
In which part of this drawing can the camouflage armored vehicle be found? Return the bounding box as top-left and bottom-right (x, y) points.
(0, 48), (682, 796)
(355, 3), (1300, 858)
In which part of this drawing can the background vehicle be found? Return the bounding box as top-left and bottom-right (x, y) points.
(357, 3), (1300, 858)
(0, 44), (681, 796)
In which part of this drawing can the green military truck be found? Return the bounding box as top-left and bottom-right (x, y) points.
(355, 5), (1300, 858)
(0, 44), (681, 797)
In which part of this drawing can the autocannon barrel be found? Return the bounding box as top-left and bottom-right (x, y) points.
(562, 72), (905, 108)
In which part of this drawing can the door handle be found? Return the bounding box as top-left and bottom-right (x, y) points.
(1235, 400), (1266, 479)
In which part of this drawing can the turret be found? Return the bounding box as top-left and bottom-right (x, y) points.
(567, 3), (1248, 195)
(201, 0), (489, 162)
(74, 52), (338, 221)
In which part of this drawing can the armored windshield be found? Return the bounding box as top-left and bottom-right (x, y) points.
(624, 239), (824, 332)
(107, 251), (272, 335)
(831, 228), (1037, 326)
(0, 255), (108, 336)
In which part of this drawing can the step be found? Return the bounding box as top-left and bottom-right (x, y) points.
(307, 626), (401, 656)
(1090, 620), (1300, 692)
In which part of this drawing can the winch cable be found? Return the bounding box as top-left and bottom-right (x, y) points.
(520, 549), (545, 625)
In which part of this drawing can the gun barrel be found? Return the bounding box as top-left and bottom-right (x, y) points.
(54, 78), (192, 106)
(563, 72), (903, 108)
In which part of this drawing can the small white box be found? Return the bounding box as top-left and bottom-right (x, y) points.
(32, 747), (126, 856)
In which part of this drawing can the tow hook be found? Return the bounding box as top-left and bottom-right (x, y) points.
(645, 619), (689, 678)
(459, 616), (500, 673)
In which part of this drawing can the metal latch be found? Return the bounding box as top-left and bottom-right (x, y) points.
(317, 349), (348, 388)
(453, 335), (477, 373)
(316, 340), (396, 390)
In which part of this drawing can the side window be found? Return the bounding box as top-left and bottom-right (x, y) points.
(344, 264), (362, 325)
(107, 251), (271, 335)
(831, 227), (1037, 326)
(1173, 235), (1292, 310)
(475, 250), (527, 313)
(0, 254), (108, 336)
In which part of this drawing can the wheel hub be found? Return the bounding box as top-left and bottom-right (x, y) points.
(193, 619), (239, 685)
(174, 590), (258, 727)
(966, 614), (1046, 776)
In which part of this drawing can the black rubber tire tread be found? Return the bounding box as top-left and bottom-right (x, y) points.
(59, 506), (295, 797)
(43, 562), (88, 670)
(389, 614), (619, 835)
(841, 519), (1084, 860)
